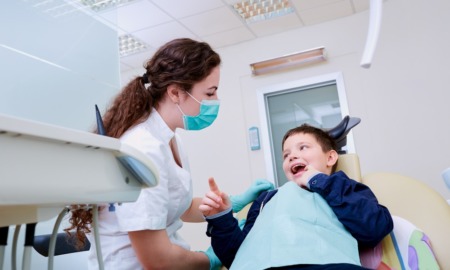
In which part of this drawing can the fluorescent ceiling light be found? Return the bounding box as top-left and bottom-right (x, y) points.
(119, 34), (148, 57)
(231, 0), (294, 24)
(79, 0), (136, 12)
(250, 47), (326, 76)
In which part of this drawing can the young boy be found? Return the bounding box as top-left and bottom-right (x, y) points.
(199, 124), (393, 270)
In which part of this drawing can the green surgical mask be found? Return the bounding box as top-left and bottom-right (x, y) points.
(177, 93), (220, 131)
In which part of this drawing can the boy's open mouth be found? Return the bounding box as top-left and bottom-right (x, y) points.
(291, 163), (306, 174)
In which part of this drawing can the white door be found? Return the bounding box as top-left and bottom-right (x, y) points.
(257, 72), (354, 187)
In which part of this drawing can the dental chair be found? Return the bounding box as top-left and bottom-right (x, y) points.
(231, 116), (450, 270)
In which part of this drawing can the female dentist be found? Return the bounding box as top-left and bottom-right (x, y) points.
(66, 38), (273, 270)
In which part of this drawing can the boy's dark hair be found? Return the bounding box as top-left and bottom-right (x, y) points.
(282, 124), (339, 172)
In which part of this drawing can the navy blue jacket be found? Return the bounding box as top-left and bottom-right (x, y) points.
(205, 171), (394, 269)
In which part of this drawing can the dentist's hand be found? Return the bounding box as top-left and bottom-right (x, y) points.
(237, 218), (246, 230)
(199, 177), (231, 217)
(200, 246), (222, 270)
(229, 179), (274, 212)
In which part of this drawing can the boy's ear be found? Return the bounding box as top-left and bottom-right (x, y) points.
(327, 150), (339, 167)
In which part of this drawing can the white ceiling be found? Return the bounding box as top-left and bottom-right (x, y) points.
(90, 0), (371, 72)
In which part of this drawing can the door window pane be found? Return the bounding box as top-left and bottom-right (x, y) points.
(258, 74), (351, 187)
(267, 82), (341, 186)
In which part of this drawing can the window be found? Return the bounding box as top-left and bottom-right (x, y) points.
(257, 72), (354, 186)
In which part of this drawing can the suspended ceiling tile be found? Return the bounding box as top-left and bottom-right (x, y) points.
(179, 6), (243, 37)
(292, 0), (349, 11)
(352, 0), (370, 12)
(202, 27), (255, 49)
(152, 0), (225, 19)
(132, 21), (198, 49)
(297, 0), (354, 26)
(247, 13), (304, 37)
(119, 48), (156, 69)
(99, 0), (172, 32)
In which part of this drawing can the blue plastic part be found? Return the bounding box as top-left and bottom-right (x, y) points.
(117, 155), (157, 187)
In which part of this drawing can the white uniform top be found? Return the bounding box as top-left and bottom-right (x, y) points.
(87, 108), (193, 270)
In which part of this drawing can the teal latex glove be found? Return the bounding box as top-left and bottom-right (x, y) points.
(201, 246), (222, 270)
(229, 179), (274, 213)
(238, 218), (246, 230)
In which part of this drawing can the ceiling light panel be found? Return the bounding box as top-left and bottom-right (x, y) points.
(231, 0), (294, 24)
(119, 34), (148, 57)
(80, 0), (137, 12)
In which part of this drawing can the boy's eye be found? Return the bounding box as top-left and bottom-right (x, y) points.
(300, 145), (307, 150)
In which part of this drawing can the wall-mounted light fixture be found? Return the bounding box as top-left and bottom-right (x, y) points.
(250, 47), (326, 76)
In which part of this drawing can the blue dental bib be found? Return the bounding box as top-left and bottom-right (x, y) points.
(230, 181), (360, 270)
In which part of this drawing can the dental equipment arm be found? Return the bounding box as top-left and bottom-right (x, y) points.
(360, 0), (383, 68)
(0, 112), (159, 226)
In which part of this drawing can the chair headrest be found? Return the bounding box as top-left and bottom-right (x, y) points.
(325, 115), (361, 153)
(336, 153), (362, 182)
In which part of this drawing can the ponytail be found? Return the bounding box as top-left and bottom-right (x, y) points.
(65, 77), (153, 247)
(102, 76), (153, 138)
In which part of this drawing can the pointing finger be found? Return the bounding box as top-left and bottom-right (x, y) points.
(208, 177), (220, 193)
